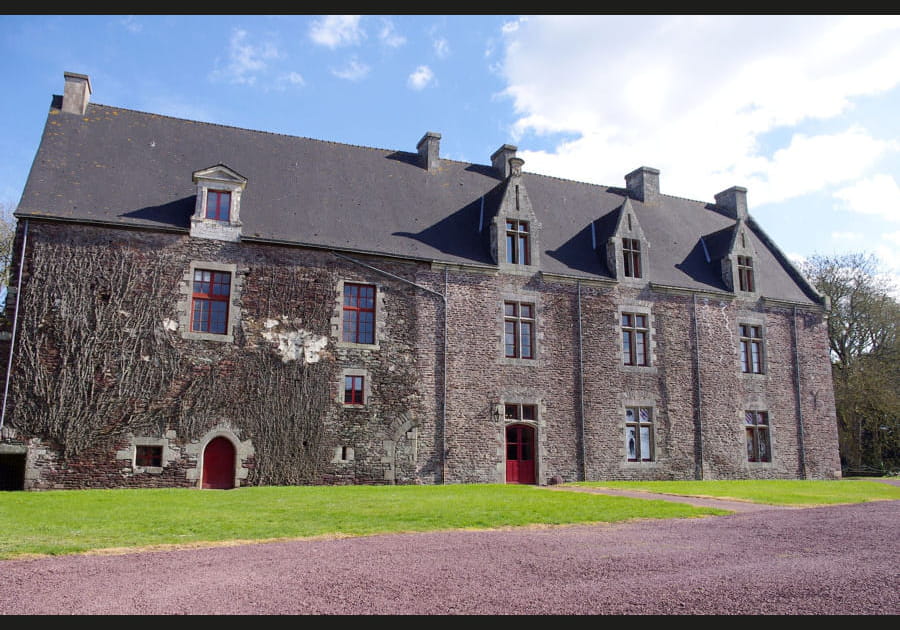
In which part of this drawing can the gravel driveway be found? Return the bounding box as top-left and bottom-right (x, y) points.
(1, 489), (897, 615)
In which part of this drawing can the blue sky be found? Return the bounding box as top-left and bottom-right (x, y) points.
(2, 14), (900, 290)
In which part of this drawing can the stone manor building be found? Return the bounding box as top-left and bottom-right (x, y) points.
(0, 72), (841, 490)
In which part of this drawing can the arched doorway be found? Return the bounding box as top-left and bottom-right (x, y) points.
(505, 424), (536, 484)
(202, 436), (236, 489)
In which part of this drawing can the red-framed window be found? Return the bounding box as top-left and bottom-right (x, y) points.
(737, 255), (755, 292)
(622, 313), (649, 366)
(205, 190), (231, 221)
(136, 445), (163, 467)
(623, 238), (642, 278)
(504, 301), (535, 359)
(625, 407), (654, 462)
(342, 283), (376, 344)
(745, 411), (771, 462)
(344, 375), (365, 405)
(740, 324), (764, 374)
(505, 220), (530, 265)
(191, 269), (231, 334)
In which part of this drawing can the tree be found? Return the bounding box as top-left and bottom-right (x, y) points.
(0, 201), (16, 325)
(801, 253), (900, 474)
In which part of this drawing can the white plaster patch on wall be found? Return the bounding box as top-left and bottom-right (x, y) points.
(262, 326), (329, 363)
(162, 318), (178, 331)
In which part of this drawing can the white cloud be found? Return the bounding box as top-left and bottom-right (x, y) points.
(833, 174), (900, 222)
(498, 15), (900, 204)
(277, 72), (306, 88)
(211, 29), (280, 86)
(379, 18), (406, 48)
(408, 65), (434, 91)
(831, 231), (863, 241)
(331, 58), (370, 81)
(309, 15), (365, 48)
(434, 37), (450, 59)
(120, 16), (142, 33)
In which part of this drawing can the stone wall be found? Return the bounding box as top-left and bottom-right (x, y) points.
(0, 219), (841, 489)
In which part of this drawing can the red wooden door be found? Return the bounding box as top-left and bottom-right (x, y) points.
(202, 437), (235, 489)
(505, 424), (535, 484)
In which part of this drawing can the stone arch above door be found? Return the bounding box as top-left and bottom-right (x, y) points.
(185, 425), (255, 488)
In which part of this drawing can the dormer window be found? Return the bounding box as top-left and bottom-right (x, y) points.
(506, 220), (530, 265)
(623, 238), (642, 278)
(737, 255), (755, 292)
(190, 164), (247, 242)
(205, 190), (231, 221)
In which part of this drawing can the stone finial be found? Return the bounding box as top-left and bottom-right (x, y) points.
(508, 157), (525, 178)
(62, 72), (92, 116)
(416, 131), (441, 171)
(491, 144), (518, 178)
(625, 166), (660, 204)
(715, 186), (748, 220)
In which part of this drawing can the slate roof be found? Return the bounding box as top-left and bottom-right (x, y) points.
(16, 96), (822, 305)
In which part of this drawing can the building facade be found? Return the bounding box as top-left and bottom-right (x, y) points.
(0, 72), (842, 490)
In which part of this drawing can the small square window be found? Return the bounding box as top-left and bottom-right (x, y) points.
(136, 445), (162, 467)
(344, 375), (365, 405)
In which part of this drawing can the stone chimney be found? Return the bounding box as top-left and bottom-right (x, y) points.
(715, 186), (748, 220)
(491, 144), (518, 178)
(417, 131), (441, 171)
(625, 166), (660, 204)
(62, 72), (92, 116)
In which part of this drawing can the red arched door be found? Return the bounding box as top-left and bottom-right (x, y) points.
(202, 437), (235, 489)
(506, 424), (536, 484)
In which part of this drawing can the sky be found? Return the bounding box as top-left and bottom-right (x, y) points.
(2, 14), (900, 292)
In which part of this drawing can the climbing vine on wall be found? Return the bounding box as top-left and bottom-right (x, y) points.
(12, 235), (339, 485)
(12, 240), (183, 457)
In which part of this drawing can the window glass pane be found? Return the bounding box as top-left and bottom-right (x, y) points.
(521, 322), (533, 358)
(505, 405), (519, 420)
(505, 321), (517, 357)
(625, 408), (635, 422)
(520, 304), (532, 319)
(192, 300), (209, 331)
(623, 331), (632, 359)
(745, 411), (755, 425)
(209, 301), (227, 334)
(522, 405), (535, 421)
(622, 313), (632, 326)
(759, 429), (770, 461)
(640, 426), (651, 460)
(506, 234), (515, 263)
(758, 412), (768, 426)
(627, 426), (636, 460)
(507, 443), (517, 459)
(746, 428), (756, 460)
(518, 234), (528, 264)
(636, 332), (646, 365)
(505, 302), (516, 317)
(639, 408), (650, 422)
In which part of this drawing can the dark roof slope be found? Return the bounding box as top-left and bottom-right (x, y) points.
(16, 98), (820, 304)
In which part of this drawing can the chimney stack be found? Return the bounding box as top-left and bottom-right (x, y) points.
(508, 157), (525, 178)
(62, 72), (92, 116)
(715, 186), (748, 220)
(417, 131), (441, 171)
(625, 166), (660, 204)
(491, 144), (518, 178)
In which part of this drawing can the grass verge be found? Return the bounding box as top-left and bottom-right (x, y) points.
(570, 479), (900, 505)
(0, 483), (725, 560)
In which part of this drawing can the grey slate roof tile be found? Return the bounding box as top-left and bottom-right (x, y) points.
(16, 99), (821, 305)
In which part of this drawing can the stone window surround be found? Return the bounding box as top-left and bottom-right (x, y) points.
(617, 395), (659, 466)
(115, 433), (176, 475)
(189, 166), (247, 243)
(495, 216), (542, 273)
(332, 279), (387, 351)
(737, 313), (767, 378)
(338, 367), (372, 408)
(178, 261), (241, 343)
(615, 301), (658, 374)
(332, 445), (355, 464)
(497, 290), (543, 366)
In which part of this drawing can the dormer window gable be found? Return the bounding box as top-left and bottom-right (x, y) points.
(721, 219), (759, 296)
(605, 198), (649, 284)
(490, 155), (541, 271)
(190, 164), (248, 243)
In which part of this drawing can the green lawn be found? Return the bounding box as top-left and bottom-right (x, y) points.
(571, 479), (900, 505)
(0, 480), (895, 561)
